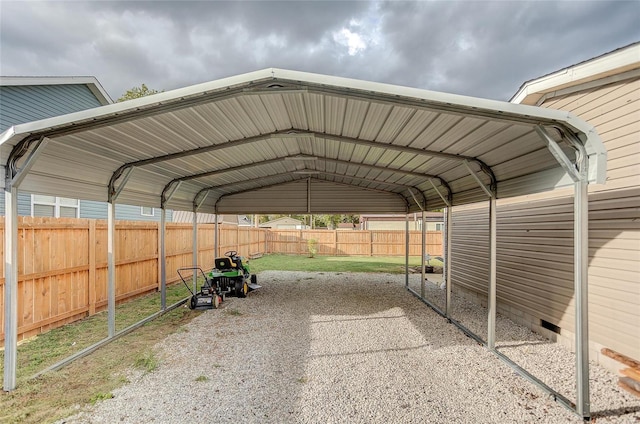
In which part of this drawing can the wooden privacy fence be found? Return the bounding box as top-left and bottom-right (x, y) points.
(266, 229), (443, 257)
(0, 217), (266, 345)
(0, 217), (441, 345)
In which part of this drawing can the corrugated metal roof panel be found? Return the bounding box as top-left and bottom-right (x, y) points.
(0, 68), (606, 214)
(342, 98), (369, 138)
(324, 95), (346, 134)
(359, 102), (390, 140)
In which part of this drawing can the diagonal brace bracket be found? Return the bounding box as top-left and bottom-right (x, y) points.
(535, 126), (580, 182)
(463, 160), (495, 199)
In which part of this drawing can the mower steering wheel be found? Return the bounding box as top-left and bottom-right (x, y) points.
(224, 250), (237, 257)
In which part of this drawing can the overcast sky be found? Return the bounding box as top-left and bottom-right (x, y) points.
(1, 1), (638, 102)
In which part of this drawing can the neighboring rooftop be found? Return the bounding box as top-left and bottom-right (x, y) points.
(510, 41), (640, 105)
(0, 76), (113, 132)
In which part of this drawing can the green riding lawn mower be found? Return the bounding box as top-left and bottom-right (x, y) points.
(178, 250), (261, 310)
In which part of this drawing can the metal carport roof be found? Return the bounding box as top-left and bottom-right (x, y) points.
(1, 68), (606, 419)
(0, 68), (606, 214)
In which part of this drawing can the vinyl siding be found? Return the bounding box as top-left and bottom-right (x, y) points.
(0, 195), (172, 221)
(0, 192), (36, 216)
(544, 77), (640, 192)
(217, 179), (407, 214)
(0, 84), (103, 132)
(451, 75), (640, 363)
(79, 200), (173, 222)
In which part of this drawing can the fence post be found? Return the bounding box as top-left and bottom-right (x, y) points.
(88, 219), (96, 315)
(369, 231), (373, 256)
(156, 221), (161, 291)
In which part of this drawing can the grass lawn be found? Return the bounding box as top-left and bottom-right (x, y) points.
(249, 253), (442, 274)
(0, 283), (196, 424)
(0, 254), (440, 423)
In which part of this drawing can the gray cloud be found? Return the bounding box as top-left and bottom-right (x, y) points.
(1, 1), (638, 101)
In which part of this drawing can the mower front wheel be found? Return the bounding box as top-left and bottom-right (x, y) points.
(235, 279), (248, 298)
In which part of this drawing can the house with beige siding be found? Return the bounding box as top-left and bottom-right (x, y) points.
(360, 213), (444, 231)
(450, 42), (639, 372)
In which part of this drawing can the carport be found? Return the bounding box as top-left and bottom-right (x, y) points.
(1, 68), (606, 419)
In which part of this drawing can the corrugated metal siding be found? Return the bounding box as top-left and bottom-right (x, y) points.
(217, 179), (408, 214)
(452, 76), (640, 361)
(0, 84), (103, 132)
(171, 211), (217, 223)
(309, 180), (406, 213)
(451, 205), (489, 299)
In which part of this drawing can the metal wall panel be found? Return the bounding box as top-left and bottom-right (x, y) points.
(309, 180), (406, 213)
(216, 178), (407, 214)
(216, 179), (309, 213)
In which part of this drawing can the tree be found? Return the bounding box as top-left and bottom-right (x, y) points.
(117, 83), (162, 102)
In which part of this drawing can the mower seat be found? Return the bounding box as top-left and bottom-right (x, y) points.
(215, 257), (236, 271)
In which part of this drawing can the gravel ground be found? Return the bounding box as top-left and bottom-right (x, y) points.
(62, 271), (640, 423)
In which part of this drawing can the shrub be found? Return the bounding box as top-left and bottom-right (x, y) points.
(307, 238), (318, 258)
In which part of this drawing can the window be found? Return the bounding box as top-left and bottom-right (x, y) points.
(435, 223), (443, 231)
(32, 195), (79, 218)
(140, 206), (155, 216)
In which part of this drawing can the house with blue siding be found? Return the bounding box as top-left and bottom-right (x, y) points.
(0, 76), (172, 221)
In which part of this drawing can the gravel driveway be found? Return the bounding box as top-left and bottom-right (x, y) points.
(63, 271), (640, 423)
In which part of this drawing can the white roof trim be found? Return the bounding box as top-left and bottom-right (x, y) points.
(511, 42), (640, 105)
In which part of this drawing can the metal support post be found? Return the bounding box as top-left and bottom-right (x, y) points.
(421, 210), (426, 298)
(405, 213), (409, 288)
(3, 185), (18, 391)
(160, 208), (167, 310)
(537, 125), (591, 419)
(464, 159), (498, 349)
(107, 201), (116, 337)
(575, 176), (590, 419)
(3, 137), (51, 390)
(488, 196), (497, 350)
(445, 206), (452, 317)
(214, 209), (219, 258)
(192, 208), (198, 293)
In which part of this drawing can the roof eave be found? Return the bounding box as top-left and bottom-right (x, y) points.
(0, 75), (113, 105)
(0, 67), (600, 151)
(510, 42), (640, 105)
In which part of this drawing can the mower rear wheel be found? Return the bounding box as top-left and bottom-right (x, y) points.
(189, 295), (197, 310)
(251, 274), (257, 285)
(213, 294), (220, 309)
